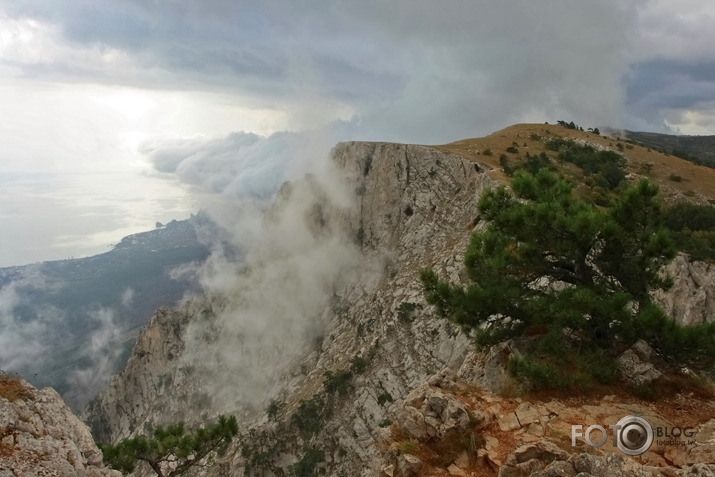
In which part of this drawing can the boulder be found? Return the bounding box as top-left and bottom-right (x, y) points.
(618, 342), (663, 385)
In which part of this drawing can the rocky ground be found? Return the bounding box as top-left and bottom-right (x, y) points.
(0, 372), (119, 476)
(383, 366), (715, 476)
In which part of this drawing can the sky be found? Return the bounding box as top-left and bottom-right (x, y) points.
(1, 0), (715, 266)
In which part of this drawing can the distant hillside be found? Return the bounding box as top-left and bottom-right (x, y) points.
(435, 122), (715, 202)
(0, 212), (228, 410)
(623, 130), (715, 168)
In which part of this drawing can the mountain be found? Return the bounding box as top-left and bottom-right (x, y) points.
(622, 130), (715, 168)
(0, 213), (226, 410)
(83, 125), (715, 476)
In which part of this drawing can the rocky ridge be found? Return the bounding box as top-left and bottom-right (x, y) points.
(0, 373), (119, 476)
(84, 140), (715, 476)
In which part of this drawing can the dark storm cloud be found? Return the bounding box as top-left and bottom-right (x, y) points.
(627, 60), (715, 107)
(626, 59), (715, 132)
(1, 0), (648, 141)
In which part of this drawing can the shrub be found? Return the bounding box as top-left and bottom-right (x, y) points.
(483, 148), (493, 156)
(499, 154), (514, 176)
(0, 373), (33, 402)
(290, 448), (324, 477)
(631, 382), (657, 401)
(349, 355), (368, 375)
(291, 396), (326, 437)
(377, 391), (393, 406)
(669, 173), (684, 182)
(506, 146), (519, 154)
(363, 154), (373, 176)
(266, 399), (284, 421)
(323, 369), (354, 397)
(398, 440), (420, 455)
(546, 139), (626, 189)
(508, 355), (568, 391)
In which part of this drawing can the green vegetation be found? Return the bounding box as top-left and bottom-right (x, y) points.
(241, 428), (287, 474)
(377, 390), (393, 406)
(323, 369), (354, 397)
(662, 203), (715, 261)
(100, 415), (238, 477)
(291, 395), (327, 438)
(349, 355), (368, 374)
(500, 152), (553, 177)
(266, 399), (285, 421)
(289, 448), (325, 477)
(546, 138), (626, 190)
(421, 169), (715, 391)
(625, 130), (715, 168)
(556, 120), (580, 130)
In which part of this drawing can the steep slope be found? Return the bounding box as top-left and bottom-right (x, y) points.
(0, 372), (119, 476)
(85, 131), (715, 476)
(85, 141), (493, 473)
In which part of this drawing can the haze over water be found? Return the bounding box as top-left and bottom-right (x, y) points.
(0, 170), (193, 267)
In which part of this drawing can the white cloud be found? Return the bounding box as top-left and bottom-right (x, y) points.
(0, 269), (65, 371)
(65, 307), (125, 409)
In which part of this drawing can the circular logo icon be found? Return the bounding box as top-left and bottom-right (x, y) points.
(615, 415), (653, 456)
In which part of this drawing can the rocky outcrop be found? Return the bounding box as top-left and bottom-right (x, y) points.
(0, 373), (118, 476)
(84, 142), (495, 475)
(384, 369), (715, 477)
(83, 302), (209, 443)
(653, 253), (715, 325)
(83, 139), (715, 476)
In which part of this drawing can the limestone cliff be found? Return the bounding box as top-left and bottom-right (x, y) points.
(84, 141), (492, 474)
(83, 140), (715, 476)
(0, 372), (119, 476)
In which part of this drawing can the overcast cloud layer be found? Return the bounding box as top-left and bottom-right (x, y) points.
(5, 0), (715, 139)
(2, 0), (715, 264)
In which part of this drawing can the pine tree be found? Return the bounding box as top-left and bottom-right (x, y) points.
(100, 415), (238, 477)
(421, 170), (715, 379)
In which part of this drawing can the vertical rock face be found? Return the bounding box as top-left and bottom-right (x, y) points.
(83, 301), (209, 443)
(0, 373), (119, 476)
